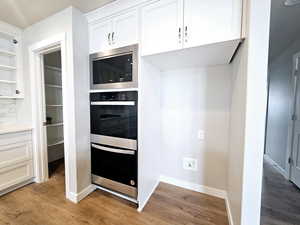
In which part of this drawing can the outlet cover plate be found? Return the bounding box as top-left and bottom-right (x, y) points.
(183, 157), (198, 171)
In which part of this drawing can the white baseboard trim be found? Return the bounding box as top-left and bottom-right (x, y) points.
(0, 178), (34, 197)
(264, 154), (288, 178)
(225, 196), (234, 225)
(160, 175), (227, 199)
(137, 179), (160, 212)
(67, 184), (96, 203)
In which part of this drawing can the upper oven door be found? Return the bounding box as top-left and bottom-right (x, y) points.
(90, 92), (138, 142)
(90, 45), (138, 90)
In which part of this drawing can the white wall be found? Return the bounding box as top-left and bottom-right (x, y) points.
(265, 38), (300, 173)
(227, 41), (247, 225)
(160, 66), (232, 191)
(0, 100), (16, 124)
(71, 8), (91, 193)
(22, 7), (91, 200)
(227, 0), (271, 224)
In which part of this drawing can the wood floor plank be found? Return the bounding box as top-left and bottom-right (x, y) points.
(0, 161), (229, 225)
(261, 160), (300, 225)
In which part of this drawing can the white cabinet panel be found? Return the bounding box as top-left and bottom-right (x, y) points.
(0, 161), (33, 191)
(141, 0), (183, 56)
(0, 142), (32, 169)
(112, 10), (139, 48)
(0, 130), (33, 193)
(89, 20), (112, 53)
(184, 0), (242, 48)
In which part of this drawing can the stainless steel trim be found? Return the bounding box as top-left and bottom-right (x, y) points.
(92, 174), (137, 199)
(91, 144), (135, 155)
(90, 44), (138, 90)
(91, 134), (137, 150)
(94, 185), (138, 204)
(90, 101), (135, 106)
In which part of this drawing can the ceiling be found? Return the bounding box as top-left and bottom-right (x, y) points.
(269, 0), (300, 61)
(0, 0), (116, 28)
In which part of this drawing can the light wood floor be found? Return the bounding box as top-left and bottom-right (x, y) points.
(0, 161), (229, 225)
(261, 159), (300, 225)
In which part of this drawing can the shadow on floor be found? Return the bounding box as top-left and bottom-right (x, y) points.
(48, 159), (65, 178)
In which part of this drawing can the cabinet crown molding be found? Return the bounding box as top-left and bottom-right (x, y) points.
(85, 0), (156, 24)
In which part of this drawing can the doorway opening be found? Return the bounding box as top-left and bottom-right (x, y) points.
(29, 34), (72, 200)
(261, 0), (300, 224)
(43, 50), (65, 179)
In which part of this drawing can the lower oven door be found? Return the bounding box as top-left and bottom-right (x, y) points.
(91, 143), (137, 198)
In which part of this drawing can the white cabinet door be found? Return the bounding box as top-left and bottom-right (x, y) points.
(89, 20), (112, 53)
(184, 0), (242, 48)
(112, 10), (139, 48)
(141, 0), (183, 56)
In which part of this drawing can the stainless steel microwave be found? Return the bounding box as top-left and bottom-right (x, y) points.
(90, 44), (138, 90)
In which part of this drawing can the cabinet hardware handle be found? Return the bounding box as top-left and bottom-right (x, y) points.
(178, 28), (181, 43)
(112, 32), (115, 44)
(108, 33), (111, 45)
(185, 26), (188, 42)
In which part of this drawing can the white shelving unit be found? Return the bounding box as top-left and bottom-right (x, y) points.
(0, 29), (22, 99)
(0, 49), (16, 57)
(44, 64), (64, 163)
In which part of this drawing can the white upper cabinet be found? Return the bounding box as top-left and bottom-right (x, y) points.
(184, 0), (241, 48)
(141, 0), (242, 56)
(141, 0), (183, 56)
(89, 20), (112, 53)
(89, 10), (139, 53)
(112, 10), (139, 49)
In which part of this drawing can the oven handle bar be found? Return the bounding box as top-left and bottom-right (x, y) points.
(91, 101), (135, 106)
(92, 144), (135, 155)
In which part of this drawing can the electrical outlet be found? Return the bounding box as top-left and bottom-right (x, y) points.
(197, 130), (205, 140)
(183, 158), (198, 171)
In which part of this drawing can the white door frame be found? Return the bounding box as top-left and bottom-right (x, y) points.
(29, 33), (73, 199)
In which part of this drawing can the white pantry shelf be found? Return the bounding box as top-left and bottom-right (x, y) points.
(0, 49), (16, 57)
(0, 95), (23, 99)
(0, 79), (17, 84)
(46, 104), (63, 107)
(46, 123), (64, 127)
(48, 139), (64, 147)
(45, 84), (62, 89)
(0, 64), (16, 71)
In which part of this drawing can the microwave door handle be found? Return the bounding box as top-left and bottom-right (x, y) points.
(92, 144), (135, 155)
(90, 101), (135, 106)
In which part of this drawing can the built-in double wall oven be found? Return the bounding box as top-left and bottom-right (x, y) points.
(90, 91), (138, 199)
(90, 45), (139, 199)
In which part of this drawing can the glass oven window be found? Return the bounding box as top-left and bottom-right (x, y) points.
(93, 54), (133, 85)
(90, 105), (137, 140)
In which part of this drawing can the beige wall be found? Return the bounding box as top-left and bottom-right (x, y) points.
(160, 65), (232, 191)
